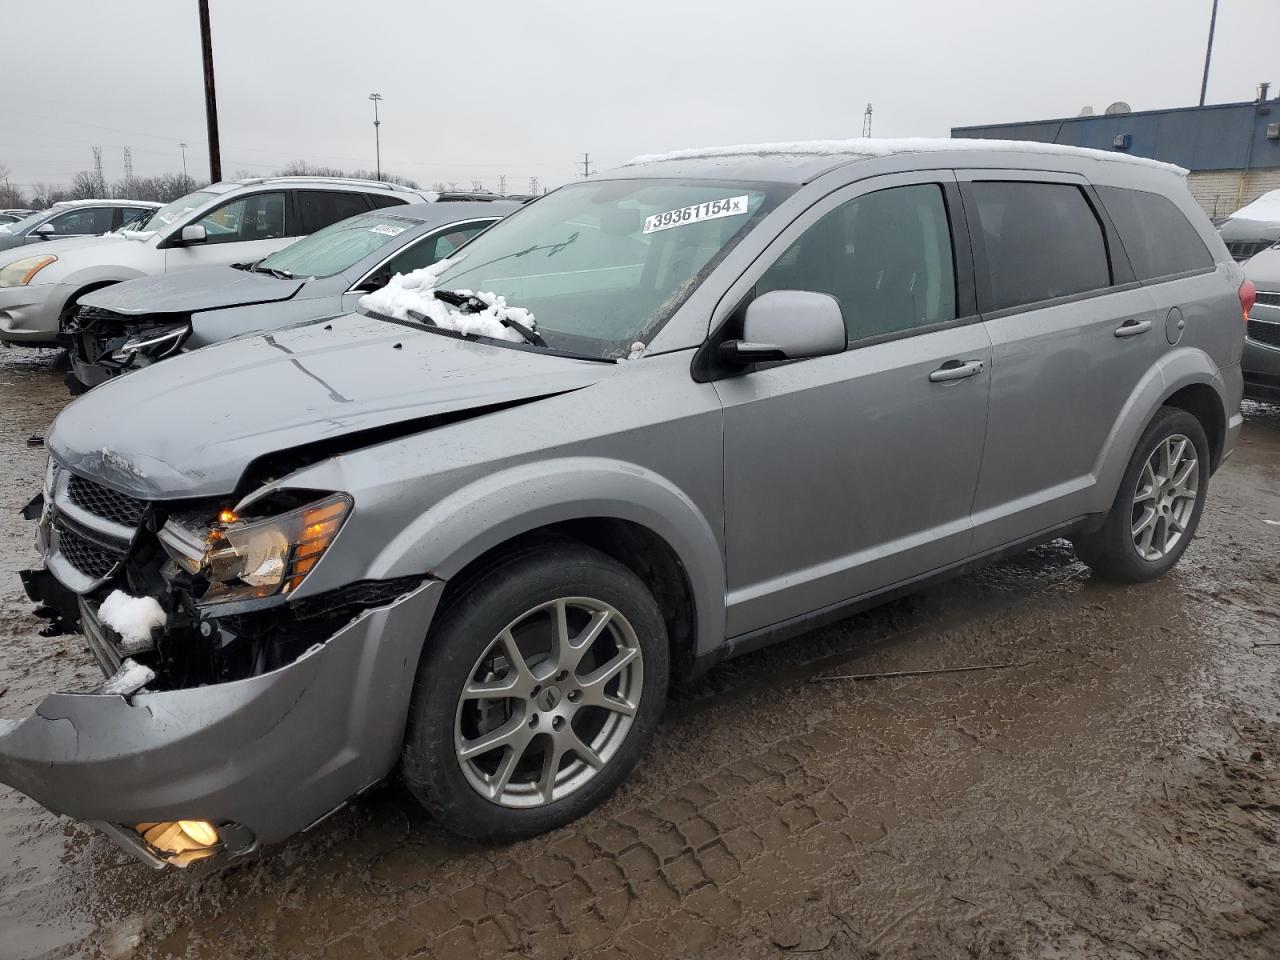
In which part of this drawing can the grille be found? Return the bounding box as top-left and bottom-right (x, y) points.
(67, 474), (147, 527)
(56, 522), (125, 580)
(74, 304), (132, 327)
(1226, 240), (1272, 262)
(1247, 319), (1280, 349)
(1256, 291), (1280, 309)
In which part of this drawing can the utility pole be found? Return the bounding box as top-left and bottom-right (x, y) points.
(529, 176), (539, 195)
(123, 147), (133, 196)
(368, 93), (383, 181)
(197, 0), (221, 182)
(580, 152), (594, 177)
(1199, 0), (1219, 106)
(498, 174), (507, 195)
(862, 103), (873, 137)
(91, 146), (105, 195)
(179, 142), (189, 178)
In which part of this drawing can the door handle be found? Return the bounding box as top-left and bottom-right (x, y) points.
(1114, 319), (1152, 338)
(928, 359), (984, 382)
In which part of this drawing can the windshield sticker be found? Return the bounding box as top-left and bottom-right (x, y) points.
(642, 195), (750, 235)
(369, 224), (407, 237)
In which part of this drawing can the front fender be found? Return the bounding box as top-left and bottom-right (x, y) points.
(1092, 346), (1228, 512)
(367, 457), (726, 659)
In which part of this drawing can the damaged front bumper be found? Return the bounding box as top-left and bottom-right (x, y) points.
(65, 305), (191, 392)
(0, 577), (443, 867)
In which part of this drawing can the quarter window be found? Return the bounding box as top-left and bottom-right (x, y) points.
(297, 191), (374, 234)
(1096, 186), (1213, 281)
(195, 192), (287, 244)
(757, 183), (956, 341)
(969, 181), (1111, 312)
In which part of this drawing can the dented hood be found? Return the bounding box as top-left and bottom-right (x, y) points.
(48, 313), (614, 499)
(80, 266), (305, 316)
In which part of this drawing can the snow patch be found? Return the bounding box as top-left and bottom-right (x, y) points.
(625, 137), (1187, 176)
(99, 590), (167, 646)
(1229, 189), (1280, 223)
(99, 658), (157, 697)
(625, 341), (647, 361)
(358, 256), (537, 343)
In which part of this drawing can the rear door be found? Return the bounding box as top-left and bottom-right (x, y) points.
(959, 171), (1164, 553)
(294, 189), (377, 235)
(716, 172), (992, 636)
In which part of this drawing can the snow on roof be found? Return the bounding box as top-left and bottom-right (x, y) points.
(1229, 188), (1280, 223)
(625, 137), (1187, 176)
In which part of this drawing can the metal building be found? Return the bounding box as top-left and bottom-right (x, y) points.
(953, 90), (1280, 219)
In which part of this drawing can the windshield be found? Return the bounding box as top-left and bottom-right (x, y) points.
(257, 211), (420, 278)
(0, 210), (49, 235)
(364, 178), (785, 358)
(133, 190), (218, 233)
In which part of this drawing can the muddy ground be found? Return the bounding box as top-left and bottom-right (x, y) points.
(0, 348), (1277, 960)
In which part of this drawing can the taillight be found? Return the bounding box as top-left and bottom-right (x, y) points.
(1239, 278), (1257, 324)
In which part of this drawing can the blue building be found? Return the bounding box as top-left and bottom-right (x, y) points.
(953, 93), (1280, 218)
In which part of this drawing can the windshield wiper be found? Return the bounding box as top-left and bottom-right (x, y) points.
(433, 289), (547, 347)
(243, 260), (293, 280)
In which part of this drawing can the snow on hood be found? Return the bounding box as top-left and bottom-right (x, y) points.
(358, 256), (536, 343)
(626, 137), (1188, 175)
(1229, 189), (1280, 223)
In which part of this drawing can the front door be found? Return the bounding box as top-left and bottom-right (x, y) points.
(716, 173), (992, 636)
(164, 190), (294, 272)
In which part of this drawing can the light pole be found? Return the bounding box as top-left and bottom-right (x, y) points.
(197, 0), (221, 182)
(368, 93), (383, 181)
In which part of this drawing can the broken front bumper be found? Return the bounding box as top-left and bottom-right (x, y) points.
(0, 578), (442, 867)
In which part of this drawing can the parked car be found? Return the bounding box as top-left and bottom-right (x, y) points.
(0, 139), (1246, 867)
(0, 200), (160, 253)
(0, 209), (38, 225)
(0, 177), (435, 347)
(1216, 188), (1280, 262)
(65, 200), (520, 392)
(1242, 244), (1280, 403)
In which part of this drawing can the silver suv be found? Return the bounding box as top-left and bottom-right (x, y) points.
(0, 140), (1246, 867)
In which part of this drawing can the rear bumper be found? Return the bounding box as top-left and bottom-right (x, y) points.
(0, 578), (443, 865)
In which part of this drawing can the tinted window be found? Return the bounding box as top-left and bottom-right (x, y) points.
(382, 221), (492, 276)
(970, 181), (1111, 312)
(1097, 186), (1213, 280)
(196, 192), (287, 244)
(758, 183), (956, 340)
(297, 191), (373, 234)
(47, 207), (114, 235)
(365, 193), (410, 210)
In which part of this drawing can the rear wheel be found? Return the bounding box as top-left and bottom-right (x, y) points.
(402, 543), (669, 840)
(1072, 406), (1209, 582)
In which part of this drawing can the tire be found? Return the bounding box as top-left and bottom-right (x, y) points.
(1072, 406), (1210, 582)
(402, 542), (669, 841)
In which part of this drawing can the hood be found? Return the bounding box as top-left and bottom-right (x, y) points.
(1245, 246), (1280, 287)
(48, 313), (614, 500)
(0, 232), (132, 262)
(1219, 217), (1280, 242)
(81, 266), (305, 316)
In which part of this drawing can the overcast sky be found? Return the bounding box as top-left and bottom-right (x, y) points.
(3, 0), (1278, 194)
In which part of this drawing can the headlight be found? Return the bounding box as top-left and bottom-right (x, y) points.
(0, 255), (57, 287)
(159, 493), (352, 604)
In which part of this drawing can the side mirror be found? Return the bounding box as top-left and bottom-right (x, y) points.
(721, 290), (846, 364)
(179, 224), (207, 245)
(32, 223), (55, 238)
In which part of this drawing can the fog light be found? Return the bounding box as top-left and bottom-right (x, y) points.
(134, 819), (221, 866)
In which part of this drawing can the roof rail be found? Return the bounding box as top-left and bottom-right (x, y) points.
(227, 176), (423, 193)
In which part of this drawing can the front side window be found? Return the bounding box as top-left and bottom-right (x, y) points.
(258, 212), (420, 278)
(296, 190), (373, 234)
(377, 178), (785, 358)
(758, 183), (956, 341)
(970, 181), (1111, 312)
(196, 192), (286, 244)
(382, 221), (493, 276)
(48, 207), (114, 235)
(1096, 186), (1214, 281)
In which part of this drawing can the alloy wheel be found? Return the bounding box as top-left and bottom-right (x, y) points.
(454, 597), (644, 808)
(1131, 433), (1199, 561)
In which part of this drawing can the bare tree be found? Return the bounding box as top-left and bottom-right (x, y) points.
(0, 164), (26, 208)
(277, 159), (419, 189)
(69, 169), (108, 200)
(29, 183), (67, 208)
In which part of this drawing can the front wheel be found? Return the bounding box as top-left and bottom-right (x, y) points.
(1072, 406), (1210, 582)
(402, 543), (669, 841)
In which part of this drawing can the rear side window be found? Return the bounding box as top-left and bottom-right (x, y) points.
(969, 181), (1111, 312)
(47, 207), (114, 235)
(366, 193), (410, 209)
(757, 182), (956, 341)
(296, 191), (374, 234)
(383, 221), (493, 276)
(1097, 186), (1213, 281)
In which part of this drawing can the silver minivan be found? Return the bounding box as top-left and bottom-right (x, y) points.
(0, 139), (1247, 867)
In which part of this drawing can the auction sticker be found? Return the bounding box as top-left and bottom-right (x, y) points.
(369, 224), (407, 237)
(643, 195), (750, 234)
